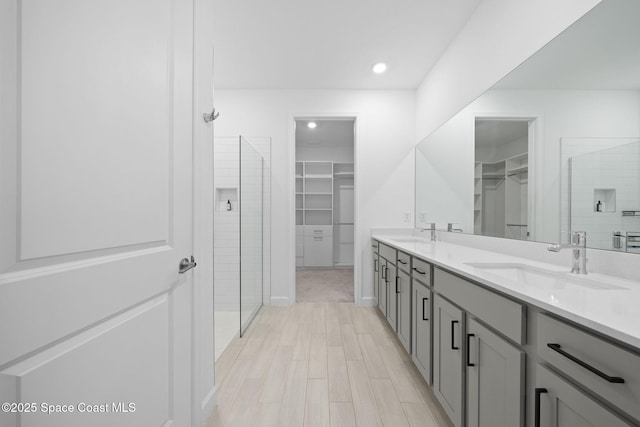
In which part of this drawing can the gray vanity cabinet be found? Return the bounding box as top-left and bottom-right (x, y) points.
(535, 365), (630, 427)
(378, 256), (388, 316)
(466, 317), (524, 427)
(385, 262), (397, 329)
(433, 294), (464, 427)
(372, 242), (379, 308)
(412, 279), (432, 384)
(396, 261), (411, 353)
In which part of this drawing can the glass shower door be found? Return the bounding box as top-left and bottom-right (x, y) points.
(240, 136), (263, 336)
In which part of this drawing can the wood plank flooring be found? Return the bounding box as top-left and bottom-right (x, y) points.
(206, 302), (453, 427)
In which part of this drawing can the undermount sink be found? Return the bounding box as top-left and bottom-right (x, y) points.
(464, 262), (627, 291)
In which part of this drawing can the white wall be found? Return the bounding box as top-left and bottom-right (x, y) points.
(214, 90), (416, 305)
(415, 0), (602, 141)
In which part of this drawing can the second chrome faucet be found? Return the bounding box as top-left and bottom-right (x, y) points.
(547, 231), (587, 274)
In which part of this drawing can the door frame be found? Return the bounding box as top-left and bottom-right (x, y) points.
(471, 112), (543, 242)
(287, 113), (362, 305)
(192, 0), (216, 423)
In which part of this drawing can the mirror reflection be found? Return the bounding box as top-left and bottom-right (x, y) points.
(415, 0), (640, 251)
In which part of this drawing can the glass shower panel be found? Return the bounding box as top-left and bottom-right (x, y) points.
(240, 136), (263, 336)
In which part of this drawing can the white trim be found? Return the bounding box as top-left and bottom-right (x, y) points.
(288, 113), (362, 306)
(360, 296), (377, 307)
(271, 296), (291, 306)
(201, 386), (217, 422)
(192, 0), (215, 424)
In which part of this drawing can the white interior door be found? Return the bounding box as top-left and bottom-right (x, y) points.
(0, 1), (196, 426)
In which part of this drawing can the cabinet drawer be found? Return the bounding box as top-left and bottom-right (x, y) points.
(303, 234), (332, 267)
(434, 268), (525, 344)
(537, 313), (640, 421)
(412, 257), (431, 284)
(372, 239), (379, 254)
(379, 243), (396, 263)
(304, 225), (332, 236)
(397, 250), (410, 272)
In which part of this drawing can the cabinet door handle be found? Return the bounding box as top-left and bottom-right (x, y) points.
(547, 343), (625, 383)
(412, 267), (426, 275)
(534, 388), (547, 427)
(466, 333), (475, 367)
(422, 297), (428, 320)
(451, 320), (459, 350)
(395, 276), (400, 294)
(385, 267), (389, 283)
(381, 266), (386, 280)
(398, 259), (407, 265)
(374, 259), (378, 272)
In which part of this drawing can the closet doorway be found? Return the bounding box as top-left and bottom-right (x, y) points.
(294, 118), (355, 302)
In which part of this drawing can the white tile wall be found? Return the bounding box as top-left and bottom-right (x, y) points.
(213, 137), (271, 312)
(561, 138), (640, 250)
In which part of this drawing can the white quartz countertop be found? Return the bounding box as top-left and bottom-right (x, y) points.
(372, 234), (640, 350)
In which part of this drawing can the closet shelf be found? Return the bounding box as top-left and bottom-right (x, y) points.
(507, 165), (528, 175)
(305, 174), (332, 179)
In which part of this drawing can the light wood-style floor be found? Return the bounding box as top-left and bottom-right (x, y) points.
(206, 302), (453, 427)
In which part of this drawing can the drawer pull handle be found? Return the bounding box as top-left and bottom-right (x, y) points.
(422, 297), (428, 321)
(451, 320), (459, 350)
(466, 333), (475, 367)
(534, 388), (547, 427)
(398, 259), (407, 265)
(413, 267), (426, 275)
(395, 276), (400, 294)
(547, 343), (625, 383)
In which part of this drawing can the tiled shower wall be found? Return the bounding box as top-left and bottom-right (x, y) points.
(213, 137), (271, 312)
(561, 137), (640, 250)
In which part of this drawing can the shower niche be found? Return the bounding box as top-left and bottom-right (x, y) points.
(216, 187), (238, 211)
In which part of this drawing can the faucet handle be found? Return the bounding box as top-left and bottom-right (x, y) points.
(570, 231), (587, 246)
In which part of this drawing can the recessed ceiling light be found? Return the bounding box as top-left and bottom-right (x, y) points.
(372, 62), (387, 74)
(307, 122), (317, 129)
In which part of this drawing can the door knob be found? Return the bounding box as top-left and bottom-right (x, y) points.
(179, 256), (197, 274)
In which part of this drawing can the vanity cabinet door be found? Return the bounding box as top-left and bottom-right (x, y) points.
(412, 280), (432, 384)
(378, 258), (388, 316)
(396, 267), (411, 353)
(433, 295), (464, 427)
(535, 365), (630, 427)
(385, 263), (397, 331)
(466, 318), (524, 427)
(372, 252), (379, 305)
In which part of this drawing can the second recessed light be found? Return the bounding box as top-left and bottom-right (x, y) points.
(307, 122), (317, 129)
(372, 62), (387, 74)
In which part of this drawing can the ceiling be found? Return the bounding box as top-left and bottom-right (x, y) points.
(212, 0), (481, 90)
(495, 0), (640, 90)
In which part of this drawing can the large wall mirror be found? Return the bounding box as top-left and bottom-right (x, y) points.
(416, 0), (640, 253)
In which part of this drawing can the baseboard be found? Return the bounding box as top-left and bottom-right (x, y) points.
(270, 296), (291, 306)
(201, 386), (216, 424)
(360, 296), (377, 307)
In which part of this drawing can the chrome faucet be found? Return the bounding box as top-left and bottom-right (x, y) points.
(447, 223), (463, 232)
(420, 223), (437, 241)
(547, 231), (587, 274)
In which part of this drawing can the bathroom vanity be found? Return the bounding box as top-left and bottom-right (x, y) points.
(371, 233), (640, 427)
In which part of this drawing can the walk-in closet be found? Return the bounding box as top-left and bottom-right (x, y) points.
(295, 119), (355, 301)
